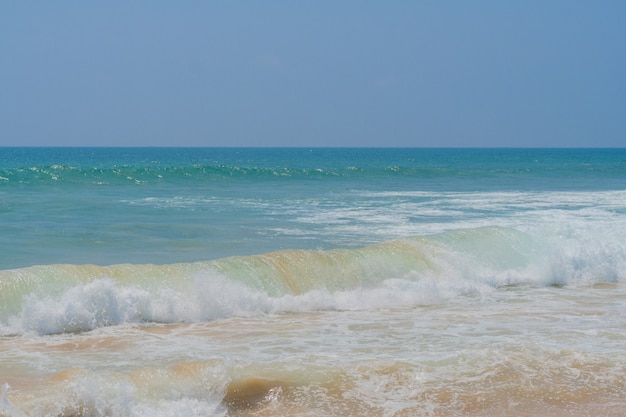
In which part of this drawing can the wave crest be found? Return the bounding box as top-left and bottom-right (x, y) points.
(1, 226), (624, 335)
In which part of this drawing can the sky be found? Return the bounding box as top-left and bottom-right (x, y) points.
(1, 1), (625, 147)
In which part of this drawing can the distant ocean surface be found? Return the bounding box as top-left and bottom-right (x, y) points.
(1, 147), (625, 416)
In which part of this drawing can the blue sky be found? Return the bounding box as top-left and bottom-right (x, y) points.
(1, 1), (625, 147)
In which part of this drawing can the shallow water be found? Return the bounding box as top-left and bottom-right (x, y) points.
(3, 284), (626, 416)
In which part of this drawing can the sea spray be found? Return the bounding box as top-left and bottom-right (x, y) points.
(3, 226), (623, 336)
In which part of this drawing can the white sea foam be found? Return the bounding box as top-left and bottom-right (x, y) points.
(252, 190), (626, 246)
(3, 366), (228, 417)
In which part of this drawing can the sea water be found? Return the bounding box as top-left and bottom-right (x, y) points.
(1, 148), (625, 416)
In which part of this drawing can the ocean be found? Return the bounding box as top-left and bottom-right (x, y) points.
(1, 147), (625, 416)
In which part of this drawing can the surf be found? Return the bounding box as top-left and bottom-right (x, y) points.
(1, 226), (622, 336)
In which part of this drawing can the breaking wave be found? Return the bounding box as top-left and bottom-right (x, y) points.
(1, 226), (623, 336)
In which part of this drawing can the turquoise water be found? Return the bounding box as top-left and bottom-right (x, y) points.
(1, 148), (624, 269)
(1, 148), (626, 416)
